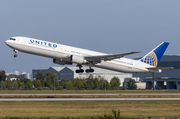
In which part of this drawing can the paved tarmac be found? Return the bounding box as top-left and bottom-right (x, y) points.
(1, 93), (180, 101)
(1, 97), (180, 101)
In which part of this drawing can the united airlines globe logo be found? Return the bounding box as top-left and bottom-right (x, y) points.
(141, 52), (157, 66)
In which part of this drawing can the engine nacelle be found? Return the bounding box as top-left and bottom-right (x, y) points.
(53, 59), (72, 65)
(69, 55), (88, 64)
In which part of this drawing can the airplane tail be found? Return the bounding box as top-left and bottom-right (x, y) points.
(139, 42), (169, 67)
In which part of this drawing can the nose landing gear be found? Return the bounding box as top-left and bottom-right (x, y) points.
(14, 54), (17, 58)
(13, 49), (18, 58)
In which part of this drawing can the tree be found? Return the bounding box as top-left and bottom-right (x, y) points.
(32, 80), (37, 88)
(19, 78), (33, 90)
(110, 77), (121, 90)
(98, 76), (106, 90)
(36, 79), (42, 89)
(99, 78), (110, 90)
(17, 79), (21, 89)
(6, 78), (12, 90)
(60, 79), (66, 89)
(65, 79), (73, 90)
(22, 78), (30, 84)
(73, 78), (84, 90)
(0, 70), (6, 90)
(103, 80), (111, 90)
(21, 81), (25, 90)
(0, 70), (6, 81)
(55, 78), (59, 89)
(86, 74), (94, 90)
(126, 79), (137, 90)
(11, 80), (18, 90)
(0, 82), (7, 90)
(26, 80), (33, 90)
(93, 78), (100, 90)
(45, 72), (58, 90)
(81, 78), (87, 89)
(36, 71), (44, 87)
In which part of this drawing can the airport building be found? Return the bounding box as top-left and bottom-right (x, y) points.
(6, 73), (32, 81)
(32, 55), (180, 89)
(133, 55), (180, 90)
(32, 67), (132, 86)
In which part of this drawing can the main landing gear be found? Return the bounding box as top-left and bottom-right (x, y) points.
(75, 64), (84, 73)
(13, 49), (18, 58)
(75, 64), (94, 73)
(85, 68), (94, 73)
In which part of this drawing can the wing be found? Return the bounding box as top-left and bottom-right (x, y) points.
(146, 67), (174, 70)
(85, 51), (140, 63)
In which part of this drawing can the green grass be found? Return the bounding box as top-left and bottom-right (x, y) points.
(0, 101), (180, 117)
(1, 116), (143, 119)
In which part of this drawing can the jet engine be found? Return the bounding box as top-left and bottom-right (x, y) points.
(69, 55), (88, 64)
(53, 59), (72, 65)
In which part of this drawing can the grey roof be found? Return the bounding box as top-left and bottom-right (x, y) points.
(51, 66), (127, 74)
(51, 67), (65, 72)
(160, 55), (180, 62)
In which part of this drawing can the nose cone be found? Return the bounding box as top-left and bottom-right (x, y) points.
(5, 40), (13, 48)
(5, 40), (8, 44)
(5, 40), (10, 46)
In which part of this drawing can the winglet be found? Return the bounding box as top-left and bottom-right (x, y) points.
(140, 42), (169, 67)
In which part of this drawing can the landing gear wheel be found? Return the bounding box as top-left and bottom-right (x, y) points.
(76, 64), (84, 73)
(14, 54), (17, 58)
(86, 69), (90, 73)
(76, 69), (84, 73)
(90, 69), (94, 72)
(86, 69), (94, 73)
(13, 49), (18, 58)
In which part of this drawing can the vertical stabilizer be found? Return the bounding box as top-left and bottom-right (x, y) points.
(140, 42), (169, 67)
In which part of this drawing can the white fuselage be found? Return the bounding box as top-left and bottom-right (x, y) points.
(5, 37), (159, 73)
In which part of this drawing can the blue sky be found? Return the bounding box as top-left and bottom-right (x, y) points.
(1, 0), (180, 73)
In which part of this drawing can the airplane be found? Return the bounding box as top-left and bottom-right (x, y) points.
(5, 36), (172, 73)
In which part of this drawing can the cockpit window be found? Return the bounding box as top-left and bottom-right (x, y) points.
(9, 38), (16, 41)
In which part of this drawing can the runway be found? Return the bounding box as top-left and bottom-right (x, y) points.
(1, 93), (180, 101)
(1, 97), (180, 101)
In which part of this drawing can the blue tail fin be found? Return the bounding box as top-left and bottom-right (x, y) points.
(139, 42), (169, 67)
